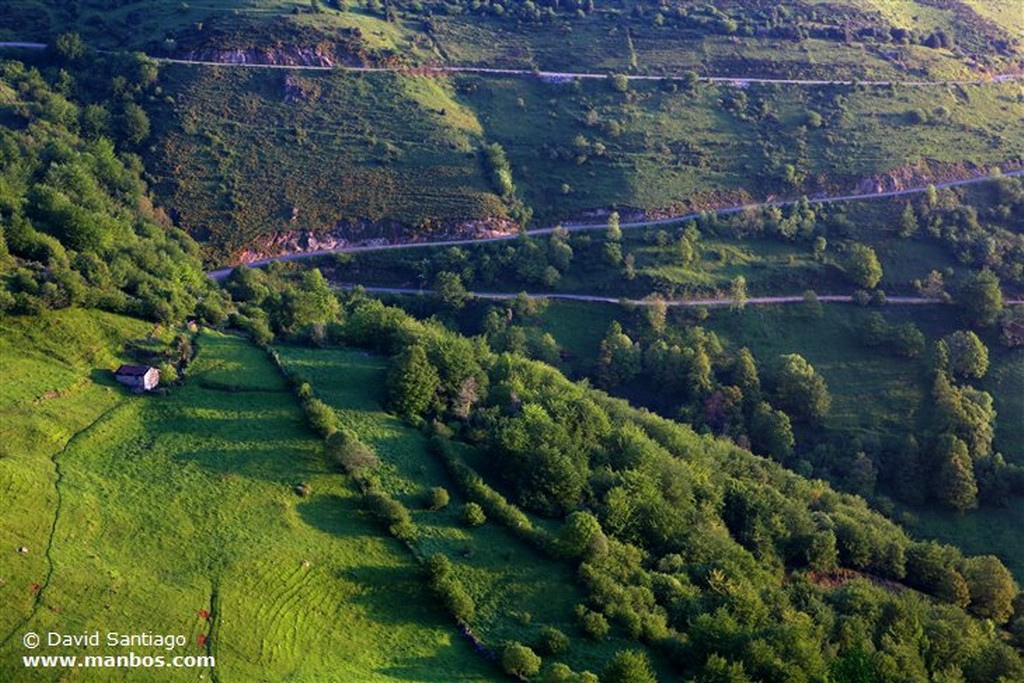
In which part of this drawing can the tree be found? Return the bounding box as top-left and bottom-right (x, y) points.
(289, 268), (339, 328)
(730, 275), (748, 310)
(53, 33), (87, 62)
(119, 102), (151, 145)
(644, 295), (667, 335)
(812, 236), (827, 261)
(677, 235), (695, 264)
(961, 555), (1017, 623)
(933, 434), (977, 512)
(598, 322), (641, 387)
(943, 330), (989, 379)
(607, 211), (622, 241)
(559, 511), (606, 559)
(426, 486), (450, 510)
(750, 402), (794, 461)
(326, 430), (379, 475)
(844, 243), (883, 288)
(434, 270), (468, 310)
(898, 202), (919, 238)
(733, 347), (761, 398)
(461, 502), (486, 527)
(603, 650), (657, 683)
(536, 627), (570, 656)
(609, 73), (629, 93)
(891, 323), (926, 358)
(957, 269), (1003, 328)
(502, 642), (542, 679)
(387, 345), (439, 418)
(774, 354), (831, 422)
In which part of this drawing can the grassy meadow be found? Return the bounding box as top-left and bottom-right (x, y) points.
(0, 320), (492, 681)
(276, 346), (664, 677)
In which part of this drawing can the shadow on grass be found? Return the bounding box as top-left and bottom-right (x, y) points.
(174, 445), (322, 483)
(89, 367), (123, 389)
(297, 493), (376, 538)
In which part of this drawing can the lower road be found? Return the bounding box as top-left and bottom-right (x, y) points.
(335, 285), (1024, 309)
(207, 169), (1024, 280)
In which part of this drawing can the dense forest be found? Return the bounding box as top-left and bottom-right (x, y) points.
(218, 265), (1024, 681)
(0, 48), (218, 321)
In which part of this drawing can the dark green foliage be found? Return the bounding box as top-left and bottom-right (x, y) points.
(536, 626), (570, 656)
(774, 354), (831, 422)
(843, 243), (883, 289)
(603, 650), (657, 683)
(598, 322), (641, 388)
(0, 61), (209, 322)
(577, 607), (610, 640)
(425, 553), (476, 622)
(961, 556), (1018, 623)
(749, 402), (794, 461)
(434, 271), (469, 311)
(957, 269), (1003, 328)
(559, 511), (607, 560)
(460, 501), (486, 527)
(244, 291), (1024, 681)
(501, 642), (542, 679)
(933, 434), (978, 512)
(426, 486), (450, 510)
(943, 330), (989, 380)
(387, 345), (440, 418)
(326, 430), (380, 476)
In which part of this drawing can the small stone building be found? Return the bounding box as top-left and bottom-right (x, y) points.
(114, 364), (160, 392)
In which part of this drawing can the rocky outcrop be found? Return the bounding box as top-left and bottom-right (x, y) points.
(178, 46), (334, 67)
(233, 216), (521, 264)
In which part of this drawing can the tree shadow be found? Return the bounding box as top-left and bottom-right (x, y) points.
(297, 493), (374, 538)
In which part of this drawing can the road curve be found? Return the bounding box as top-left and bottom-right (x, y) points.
(207, 169), (1024, 280)
(140, 59), (1024, 87)
(336, 285), (1024, 309)
(3, 41), (1021, 87)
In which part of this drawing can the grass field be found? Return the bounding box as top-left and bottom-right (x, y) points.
(0, 309), (158, 653)
(458, 76), (1024, 225)
(276, 345), (664, 677)
(1, 320), (492, 681)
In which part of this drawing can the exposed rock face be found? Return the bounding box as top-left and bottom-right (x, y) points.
(233, 216), (521, 264)
(178, 46), (334, 67)
(852, 162), (980, 195)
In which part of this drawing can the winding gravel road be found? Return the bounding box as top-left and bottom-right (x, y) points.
(336, 285), (1024, 309)
(207, 169), (1024, 280)
(3, 41), (1021, 87)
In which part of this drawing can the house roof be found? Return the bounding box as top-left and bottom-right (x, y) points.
(115, 364), (156, 377)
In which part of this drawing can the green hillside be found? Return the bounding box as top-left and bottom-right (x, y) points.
(0, 315), (493, 681)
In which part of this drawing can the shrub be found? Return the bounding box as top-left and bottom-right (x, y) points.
(603, 650), (657, 683)
(461, 502), (486, 527)
(577, 607), (610, 639)
(426, 486), (450, 510)
(536, 626), (570, 655)
(501, 642), (542, 679)
(326, 430), (380, 476)
(303, 397), (338, 438)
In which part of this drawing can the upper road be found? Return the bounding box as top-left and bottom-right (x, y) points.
(207, 169), (1024, 280)
(2, 41), (1021, 87)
